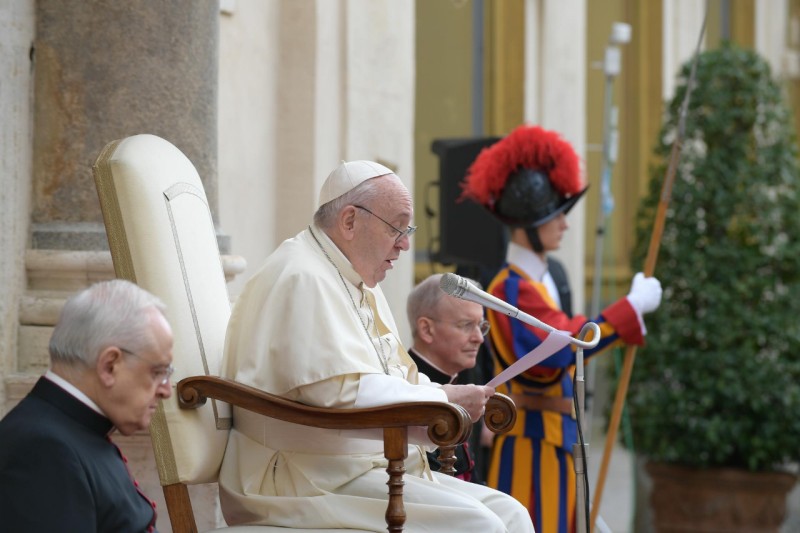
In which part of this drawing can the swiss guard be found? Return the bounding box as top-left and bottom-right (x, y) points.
(461, 124), (663, 533)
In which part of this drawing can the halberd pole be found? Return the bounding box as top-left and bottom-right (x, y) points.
(589, 6), (708, 530)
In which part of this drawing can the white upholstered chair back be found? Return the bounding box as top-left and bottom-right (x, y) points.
(94, 134), (231, 486)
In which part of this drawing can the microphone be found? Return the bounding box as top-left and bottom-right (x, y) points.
(439, 273), (555, 335)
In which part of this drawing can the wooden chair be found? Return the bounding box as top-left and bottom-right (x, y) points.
(92, 134), (515, 532)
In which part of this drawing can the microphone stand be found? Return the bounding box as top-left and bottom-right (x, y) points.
(573, 322), (596, 533)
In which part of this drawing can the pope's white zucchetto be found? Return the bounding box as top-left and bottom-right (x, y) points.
(317, 160), (395, 208)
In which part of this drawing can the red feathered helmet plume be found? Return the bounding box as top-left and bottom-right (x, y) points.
(461, 125), (586, 227)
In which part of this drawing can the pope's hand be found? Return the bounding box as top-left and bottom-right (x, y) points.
(441, 384), (494, 422)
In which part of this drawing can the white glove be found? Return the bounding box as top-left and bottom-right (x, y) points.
(626, 272), (662, 315)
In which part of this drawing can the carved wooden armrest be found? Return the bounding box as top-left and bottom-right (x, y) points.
(177, 375), (472, 532)
(178, 375), (470, 444)
(431, 393), (518, 477)
(485, 392), (517, 435)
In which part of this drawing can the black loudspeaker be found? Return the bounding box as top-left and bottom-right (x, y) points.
(431, 137), (507, 273)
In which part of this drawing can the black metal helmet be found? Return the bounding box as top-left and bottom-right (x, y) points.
(494, 167), (586, 228)
(461, 125), (587, 228)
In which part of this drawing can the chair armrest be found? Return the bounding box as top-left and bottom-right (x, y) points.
(177, 376), (509, 531)
(177, 375), (471, 447)
(485, 393), (517, 435)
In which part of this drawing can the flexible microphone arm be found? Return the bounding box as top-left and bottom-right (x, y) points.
(440, 273), (601, 350)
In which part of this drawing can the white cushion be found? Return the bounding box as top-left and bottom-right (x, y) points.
(94, 134), (232, 484)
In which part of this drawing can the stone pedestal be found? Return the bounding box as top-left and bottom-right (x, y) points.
(32, 0), (219, 232)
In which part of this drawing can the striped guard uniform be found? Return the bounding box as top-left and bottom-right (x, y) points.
(486, 258), (644, 533)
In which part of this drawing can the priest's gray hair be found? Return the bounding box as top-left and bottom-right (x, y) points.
(49, 279), (167, 367)
(314, 176), (387, 230)
(407, 273), (482, 338)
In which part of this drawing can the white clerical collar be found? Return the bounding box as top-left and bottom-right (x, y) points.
(307, 223), (364, 288)
(411, 349), (458, 383)
(44, 369), (106, 417)
(506, 241), (548, 281)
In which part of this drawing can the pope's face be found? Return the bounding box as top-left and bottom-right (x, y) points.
(350, 176), (413, 287)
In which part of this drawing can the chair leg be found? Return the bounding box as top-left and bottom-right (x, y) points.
(384, 427), (409, 532)
(437, 445), (457, 476)
(163, 483), (198, 533)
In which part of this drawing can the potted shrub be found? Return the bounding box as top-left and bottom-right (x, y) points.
(627, 42), (800, 532)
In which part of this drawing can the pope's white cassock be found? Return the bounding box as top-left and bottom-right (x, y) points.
(219, 224), (533, 532)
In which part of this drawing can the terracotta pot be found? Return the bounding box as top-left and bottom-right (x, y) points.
(646, 461), (797, 532)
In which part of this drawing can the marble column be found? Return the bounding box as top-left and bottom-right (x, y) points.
(18, 1), (228, 531)
(0, 0), (35, 417)
(31, 0), (221, 250)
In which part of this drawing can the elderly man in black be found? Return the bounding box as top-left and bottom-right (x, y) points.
(0, 280), (174, 532)
(407, 273), (492, 483)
